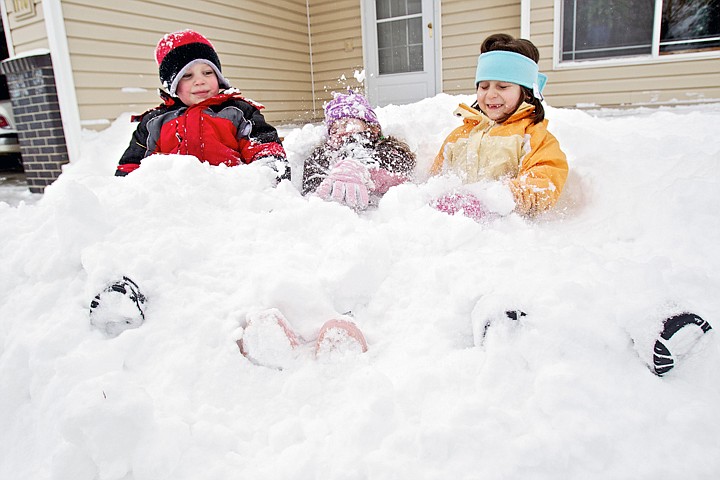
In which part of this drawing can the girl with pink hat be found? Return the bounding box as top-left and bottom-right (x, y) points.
(302, 91), (416, 210)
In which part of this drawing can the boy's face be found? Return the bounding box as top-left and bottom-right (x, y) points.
(476, 81), (523, 122)
(176, 62), (220, 106)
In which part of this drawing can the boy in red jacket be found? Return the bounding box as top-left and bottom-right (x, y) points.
(115, 30), (288, 180)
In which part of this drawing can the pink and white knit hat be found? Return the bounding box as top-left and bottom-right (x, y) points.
(324, 91), (380, 131)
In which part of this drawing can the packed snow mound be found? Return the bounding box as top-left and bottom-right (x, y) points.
(1, 95), (719, 480)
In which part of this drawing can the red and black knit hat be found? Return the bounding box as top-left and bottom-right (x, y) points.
(155, 30), (231, 96)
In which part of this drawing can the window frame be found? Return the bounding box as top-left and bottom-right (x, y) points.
(553, 0), (720, 70)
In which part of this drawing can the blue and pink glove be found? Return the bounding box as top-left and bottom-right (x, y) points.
(315, 158), (371, 210)
(431, 192), (488, 222)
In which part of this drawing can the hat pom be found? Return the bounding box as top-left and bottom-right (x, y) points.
(324, 91), (380, 130)
(155, 30), (215, 65)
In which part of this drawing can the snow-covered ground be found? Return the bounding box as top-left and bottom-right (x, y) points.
(1, 94), (719, 480)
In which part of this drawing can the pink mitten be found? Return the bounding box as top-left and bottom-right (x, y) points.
(315, 158), (370, 209)
(431, 192), (488, 222)
(369, 167), (409, 195)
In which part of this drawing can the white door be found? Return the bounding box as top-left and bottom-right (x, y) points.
(362, 0), (439, 107)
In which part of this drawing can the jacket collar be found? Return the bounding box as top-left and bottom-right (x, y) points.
(453, 102), (534, 126)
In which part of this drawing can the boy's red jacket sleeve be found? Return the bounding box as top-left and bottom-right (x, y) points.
(239, 107), (287, 158)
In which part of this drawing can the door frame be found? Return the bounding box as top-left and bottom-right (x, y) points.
(360, 0), (442, 106)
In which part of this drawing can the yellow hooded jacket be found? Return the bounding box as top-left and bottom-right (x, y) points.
(431, 103), (568, 215)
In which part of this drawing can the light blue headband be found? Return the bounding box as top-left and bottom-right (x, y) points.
(475, 50), (548, 96)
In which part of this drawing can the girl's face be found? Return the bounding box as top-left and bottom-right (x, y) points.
(176, 62), (220, 106)
(327, 118), (376, 148)
(476, 81), (523, 122)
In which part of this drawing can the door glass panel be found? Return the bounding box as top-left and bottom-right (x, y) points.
(391, 19), (408, 46)
(390, 0), (406, 16)
(377, 22), (393, 47)
(376, 0), (391, 19)
(408, 16), (422, 44)
(407, 0), (421, 14)
(376, 0), (424, 74)
(408, 45), (423, 70)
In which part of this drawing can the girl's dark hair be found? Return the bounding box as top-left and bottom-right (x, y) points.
(473, 33), (545, 124)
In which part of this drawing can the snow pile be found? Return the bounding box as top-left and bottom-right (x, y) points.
(1, 94), (719, 479)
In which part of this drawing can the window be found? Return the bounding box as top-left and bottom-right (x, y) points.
(376, 0), (424, 74)
(561, 0), (720, 62)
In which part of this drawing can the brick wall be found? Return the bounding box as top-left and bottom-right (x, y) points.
(0, 53), (69, 194)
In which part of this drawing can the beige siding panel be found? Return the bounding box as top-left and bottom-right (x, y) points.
(442, 17), (521, 52)
(64, 23), (308, 65)
(313, 66), (364, 91)
(69, 49), (310, 81)
(59, 0), (312, 125)
(73, 76), (313, 104)
(310, 46), (363, 65)
(313, 75), (364, 94)
(12, 38), (48, 52)
(312, 29), (363, 44)
(530, 20), (554, 37)
(310, 0), (362, 15)
(443, 3), (519, 24)
(442, 0), (513, 14)
(527, 0), (553, 52)
(79, 101), (314, 125)
(545, 66), (720, 106)
(551, 59), (720, 82)
(549, 87), (720, 108)
(310, 0), (361, 18)
(530, 4), (554, 23)
(63, 0), (309, 36)
(3, 0), (48, 53)
(5, 20), (46, 49)
(76, 86), (313, 109)
(73, 74), (312, 98)
(440, 0), (520, 95)
(306, 0), (364, 118)
(312, 21), (365, 42)
(549, 72), (720, 96)
(310, 43), (363, 62)
(61, 3), (309, 51)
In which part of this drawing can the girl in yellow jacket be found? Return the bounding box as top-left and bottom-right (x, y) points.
(431, 34), (568, 218)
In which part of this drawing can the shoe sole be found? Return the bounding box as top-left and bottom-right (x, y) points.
(315, 319), (368, 356)
(239, 309), (300, 369)
(653, 313), (712, 376)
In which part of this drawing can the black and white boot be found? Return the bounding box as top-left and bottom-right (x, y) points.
(471, 295), (527, 346)
(652, 313), (712, 376)
(89, 276), (147, 337)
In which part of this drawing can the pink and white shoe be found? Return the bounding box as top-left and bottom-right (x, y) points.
(314, 319), (368, 359)
(239, 309), (301, 369)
